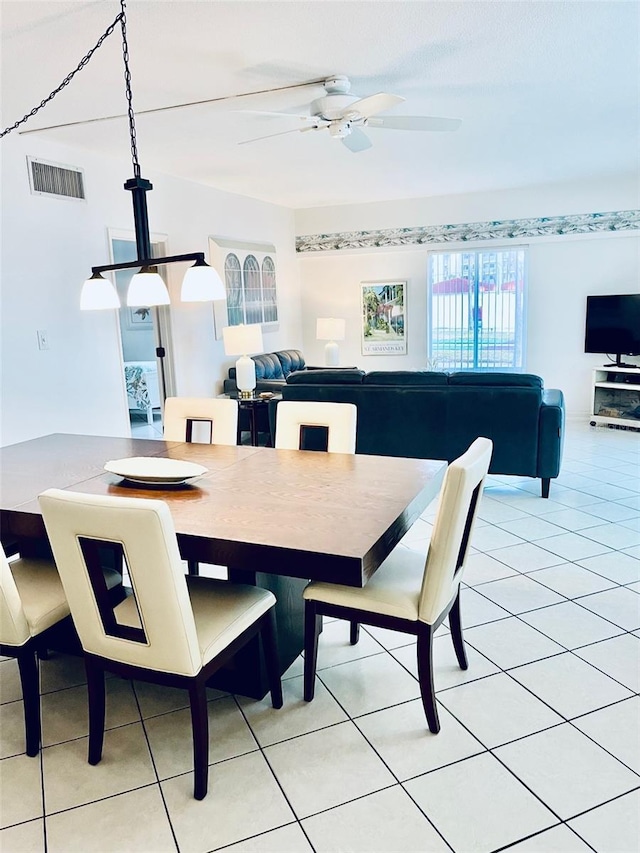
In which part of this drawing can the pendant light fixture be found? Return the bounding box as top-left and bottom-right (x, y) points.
(78, 0), (225, 310)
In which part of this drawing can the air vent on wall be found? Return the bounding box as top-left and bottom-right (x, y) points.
(27, 156), (85, 200)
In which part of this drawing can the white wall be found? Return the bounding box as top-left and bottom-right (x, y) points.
(2, 131), (637, 447)
(295, 176), (640, 417)
(0, 133), (301, 446)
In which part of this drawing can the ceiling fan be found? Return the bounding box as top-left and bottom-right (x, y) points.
(239, 75), (462, 152)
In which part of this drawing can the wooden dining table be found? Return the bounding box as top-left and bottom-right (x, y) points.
(0, 433), (447, 698)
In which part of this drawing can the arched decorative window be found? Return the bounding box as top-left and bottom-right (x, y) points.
(261, 256), (278, 323)
(242, 255), (262, 324)
(210, 238), (279, 334)
(224, 254), (243, 326)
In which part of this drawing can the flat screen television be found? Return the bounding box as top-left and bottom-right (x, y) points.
(584, 294), (640, 367)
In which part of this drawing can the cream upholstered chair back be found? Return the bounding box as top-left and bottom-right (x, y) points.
(0, 546), (30, 646)
(418, 437), (492, 625)
(39, 489), (203, 677)
(163, 397), (238, 445)
(275, 401), (357, 453)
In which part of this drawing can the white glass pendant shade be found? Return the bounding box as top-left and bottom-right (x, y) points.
(80, 273), (121, 310)
(127, 266), (170, 307)
(181, 261), (226, 302)
(235, 354), (257, 394)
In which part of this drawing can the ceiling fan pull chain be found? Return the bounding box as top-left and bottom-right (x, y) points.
(0, 9), (124, 139)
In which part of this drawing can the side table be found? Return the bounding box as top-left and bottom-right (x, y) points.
(222, 392), (281, 446)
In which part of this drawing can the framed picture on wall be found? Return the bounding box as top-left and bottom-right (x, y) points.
(125, 305), (154, 330)
(361, 281), (406, 355)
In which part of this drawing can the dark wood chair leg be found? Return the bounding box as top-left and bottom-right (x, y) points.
(303, 601), (322, 702)
(17, 646), (41, 757)
(416, 624), (440, 734)
(541, 477), (550, 498)
(349, 621), (360, 645)
(261, 609), (283, 709)
(187, 560), (200, 576)
(86, 657), (106, 765)
(189, 678), (209, 801)
(448, 589), (468, 671)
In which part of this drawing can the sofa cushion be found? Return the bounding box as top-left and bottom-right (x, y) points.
(446, 386), (541, 474)
(253, 353), (285, 381)
(364, 371), (449, 386)
(287, 369), (366, 385)
(277, 350), (306, 376)
(448, 372), (544, 389)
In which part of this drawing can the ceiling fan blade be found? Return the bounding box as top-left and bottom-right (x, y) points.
(238, 127), (311, 145)
(19, 78), (328, 135)
(367, 115), (462, 132)
(344, 92), (404, 119)
(236, 109), (316, 121)
(342, 128), (372, 153)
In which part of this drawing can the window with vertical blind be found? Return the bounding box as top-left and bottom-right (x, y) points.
(427, 248), (527, 370)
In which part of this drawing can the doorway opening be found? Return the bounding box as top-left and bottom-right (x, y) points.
(109, 231), (175, 438)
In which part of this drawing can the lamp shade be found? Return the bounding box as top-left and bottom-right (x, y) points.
(223, 323), (263, 356)
(181, 260), (226, 302)
(127, 266), (170, 307)
(316, 318), (346, 341)
(80, 272), (121, 310)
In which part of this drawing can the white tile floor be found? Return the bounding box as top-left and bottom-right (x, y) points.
(1, 423), (639, 852)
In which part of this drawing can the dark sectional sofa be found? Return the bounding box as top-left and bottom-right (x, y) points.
(276, 369), (565, 497)
(223, 349), (306, 395)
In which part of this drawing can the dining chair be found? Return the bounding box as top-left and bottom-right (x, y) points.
(275, 400), (357, 453)
(0, 545), (122, 756)
(302, 437), (493, 734)
(38, 488), (283, 800)
(163, 396), (238, 576)
(0, 545), (70, 756)
(163, 396), (238, 445)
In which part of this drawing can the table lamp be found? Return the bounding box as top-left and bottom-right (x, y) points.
(316, 318), (346, 367)
(223, 324), (264, 398)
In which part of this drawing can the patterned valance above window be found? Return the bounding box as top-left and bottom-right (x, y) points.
(295, 209), (640, 253)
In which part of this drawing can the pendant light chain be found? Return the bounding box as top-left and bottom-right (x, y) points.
(119, 0), (141, 178)
(0, 10), (124, 139)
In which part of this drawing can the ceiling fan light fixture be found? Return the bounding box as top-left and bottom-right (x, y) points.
(48, 0), (226, 311)
(80, 272), (121, 311)
(181, 258), (226, 302)
(127, 266), (170, 307)
(329, 122), (351, 139)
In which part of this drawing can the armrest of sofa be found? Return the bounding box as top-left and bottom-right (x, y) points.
(287, 369), (365, 385)
(223, 377), (286, 394)
(306, 365), (359, 370)
(538, 389), (565, 478)
(255, 379), (287, 392)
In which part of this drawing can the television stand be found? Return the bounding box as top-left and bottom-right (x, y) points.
(604, 360), (636, 369)
(590, 366), (640, 430)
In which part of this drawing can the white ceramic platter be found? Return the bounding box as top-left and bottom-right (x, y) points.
(104, 457), (208, 485)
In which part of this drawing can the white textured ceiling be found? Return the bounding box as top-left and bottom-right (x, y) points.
(2, 1), (638, 208)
